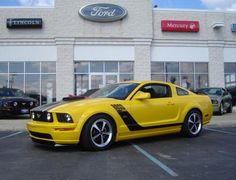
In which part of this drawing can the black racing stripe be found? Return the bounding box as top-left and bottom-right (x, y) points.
(32, 101), (67, 112)
(111, 104), (182, 131)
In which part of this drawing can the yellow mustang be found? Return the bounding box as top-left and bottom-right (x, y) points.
(27, 81), (213, 151)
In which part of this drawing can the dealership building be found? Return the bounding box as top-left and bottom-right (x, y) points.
(0, 0), (236, 105)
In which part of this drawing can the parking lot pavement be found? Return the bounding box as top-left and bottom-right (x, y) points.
(0, 110), (236, 180)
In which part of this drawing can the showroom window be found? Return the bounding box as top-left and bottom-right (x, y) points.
(224, 63), (236, 87)
(151, 62), (208, 90)
(74, 61), (134, 95)
(0, 61), (56, 105)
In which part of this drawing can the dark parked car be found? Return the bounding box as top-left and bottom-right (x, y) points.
(0, 88), (38, 117)
(226, 86), (236, 106)
(196, 87), (233, 115)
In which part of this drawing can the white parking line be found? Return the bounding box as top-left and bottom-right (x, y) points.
(0, 131), (23, 140)
(132, 144), (178, 177)
(205, 128), (236, 135)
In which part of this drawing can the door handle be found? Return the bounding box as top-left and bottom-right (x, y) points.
(167, 102), (175, 105)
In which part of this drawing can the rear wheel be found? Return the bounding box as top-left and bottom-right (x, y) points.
(181, 110), (202, 137)
(80, 114), (115, 151)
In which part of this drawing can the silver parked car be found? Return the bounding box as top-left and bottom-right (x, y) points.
(196, 87), (233, 115)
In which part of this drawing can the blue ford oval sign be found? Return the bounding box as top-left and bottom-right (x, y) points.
(79, 3), (128, 22)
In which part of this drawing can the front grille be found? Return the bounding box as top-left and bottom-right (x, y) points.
(31, 111), (53, 122)
(29, 131), (53, 139)
(10, 101), (35, 108)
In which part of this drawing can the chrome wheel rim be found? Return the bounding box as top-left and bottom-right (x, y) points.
(188, 113), (202, 135)
(90, 119), (113, 148)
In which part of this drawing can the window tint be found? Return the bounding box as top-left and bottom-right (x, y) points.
(176, 87), (189, 96)
(0, 62), (8, 73)
(141, 84), (171, 98)
(9, 62), (24, 73)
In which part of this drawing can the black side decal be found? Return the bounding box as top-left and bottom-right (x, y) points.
(111, 104), (182, 131)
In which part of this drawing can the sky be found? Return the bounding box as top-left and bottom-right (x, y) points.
(0, 0), (235, 11)
(0, 0), (54, 7)
(153, 0), (236, 11)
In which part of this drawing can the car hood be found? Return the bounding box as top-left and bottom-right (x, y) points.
(32, 98), (118, 112)
(208, 95), (221, 100)
(0, 96), (37, 102)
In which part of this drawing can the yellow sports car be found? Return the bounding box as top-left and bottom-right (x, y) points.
(27, 81), (213, 151)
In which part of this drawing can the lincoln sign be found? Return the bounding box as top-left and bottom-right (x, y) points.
(79, 3), (127, 22)
(161, 20), (200, 32)
(7, 18), (43, 29)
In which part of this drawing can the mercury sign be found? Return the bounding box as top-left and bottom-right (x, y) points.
(161, 20), (199, 32)
(79, 3), (127, 22)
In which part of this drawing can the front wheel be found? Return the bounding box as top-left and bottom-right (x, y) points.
(80, 114), (116, 151)
(181, 110), (202, 137)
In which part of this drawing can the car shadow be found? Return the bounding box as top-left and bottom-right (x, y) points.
(29, 131), (210, 153)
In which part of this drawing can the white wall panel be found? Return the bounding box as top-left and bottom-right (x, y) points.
(151, 47), (209, 62)
(74, 45), (134, 61)
(0, 46), (57, 61)
(224, 48), (236, 62)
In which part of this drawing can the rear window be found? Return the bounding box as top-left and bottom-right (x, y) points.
(176, 87), (189, 96)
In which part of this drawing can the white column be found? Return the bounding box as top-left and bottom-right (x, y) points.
(56, 44), (74, 100)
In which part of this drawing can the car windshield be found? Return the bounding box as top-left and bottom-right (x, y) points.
(0, 88), (26, 97)
(198, 88), (222, 96)
(90, 83), (139, 100)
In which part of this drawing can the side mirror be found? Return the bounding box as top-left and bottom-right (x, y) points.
(133, 92), (151, 100)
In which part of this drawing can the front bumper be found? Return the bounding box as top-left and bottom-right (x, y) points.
(212, 104), (220, 113)
(0, 107), (31, 115)
(27, 121), (80, 145)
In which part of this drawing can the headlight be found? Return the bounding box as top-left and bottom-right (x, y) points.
(29, 101), (34, 107)
(31, 112), (35, 120)
(211, 99), (218, 104)
(47, 113), (53, 122)
(3, 102), (8, 107)
(57, 113), (73, 123)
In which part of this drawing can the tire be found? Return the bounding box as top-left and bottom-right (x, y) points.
(226, 103), (233, 113)
(181, 110), (202, 137)
(218, 102), (224, 115)
(80, 114), (116, 151)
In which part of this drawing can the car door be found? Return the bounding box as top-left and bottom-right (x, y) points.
(130, 83), (180, 127)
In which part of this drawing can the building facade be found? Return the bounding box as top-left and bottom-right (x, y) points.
(0, 0), (236, 105)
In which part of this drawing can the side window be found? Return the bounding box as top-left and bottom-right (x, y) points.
(176, 87), (189, 96)
(140, 84), (172, 98)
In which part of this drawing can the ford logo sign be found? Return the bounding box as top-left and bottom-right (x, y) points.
(79, 3), (128, 22)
